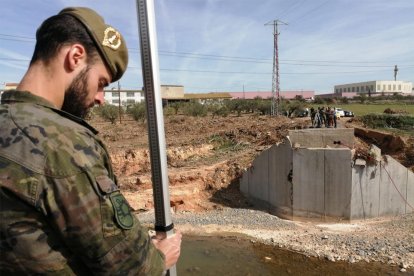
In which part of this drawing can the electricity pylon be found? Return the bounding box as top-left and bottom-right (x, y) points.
(265, 20), (287, 116)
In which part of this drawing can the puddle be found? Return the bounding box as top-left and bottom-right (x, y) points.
(177, 235), (409, 275)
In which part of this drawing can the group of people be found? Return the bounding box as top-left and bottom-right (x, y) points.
(310, 106), (338, 128)
(0, 7), (181, 275)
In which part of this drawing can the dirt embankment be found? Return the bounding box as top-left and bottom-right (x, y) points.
(96, 115), (308, 211)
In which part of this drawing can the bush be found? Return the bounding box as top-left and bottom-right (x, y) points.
(127, 102), (146, 122)
(163, 106), (175, 116)
(339, 97), (349, 104)
(383, 108), (409, 115)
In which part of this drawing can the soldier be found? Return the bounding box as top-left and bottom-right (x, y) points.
(0, 7), (181, 275)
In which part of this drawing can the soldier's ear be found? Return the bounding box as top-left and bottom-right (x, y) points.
(66, 44), (87, 72)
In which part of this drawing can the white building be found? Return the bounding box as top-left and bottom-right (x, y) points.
(104, 85), (185, 106)
(103, 90), (145, 106)
(334, 80), (413, 95)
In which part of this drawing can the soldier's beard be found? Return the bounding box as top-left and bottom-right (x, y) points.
(61, 66), (94, 119)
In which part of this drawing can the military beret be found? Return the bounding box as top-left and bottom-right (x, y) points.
(59, 7), (128, 82)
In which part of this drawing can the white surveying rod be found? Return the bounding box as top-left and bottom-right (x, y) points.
(136, 0), (176, 275)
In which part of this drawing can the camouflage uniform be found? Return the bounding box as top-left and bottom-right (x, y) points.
(0, 90), (164, 275)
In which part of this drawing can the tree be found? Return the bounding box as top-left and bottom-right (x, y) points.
(294, 95), (306, 102)
(96, 104), (119, 124)
(339, 97), (349, 104)
(182, 101), (208, 117)
(313, 96), (325, 104)
(127, 102), (147, 122)
(169, 102), (181, 115)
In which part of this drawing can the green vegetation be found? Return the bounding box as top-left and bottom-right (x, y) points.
(182, 101), (208, 117)
(95, 104), (120, 124)
(127, 102), (147, 122)
(325, 104), (414, 116)
(360, 113), (414, 131)
(208, 134), (244, 152)
(93, 94), (414, 124)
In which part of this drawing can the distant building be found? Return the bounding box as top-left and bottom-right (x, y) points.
(229, 90), (315, 100)
(161, 85), (184, 99)
(334, 80), (412, 95)
(182, 92), (232, 104)
(103, 85), (185, 106)
(4, 83), (19, 90)
(1, 82), (19, 97)
(317, 92), (357, 99)
(102, 86), (316, 106)
(103, 89), (145, 106)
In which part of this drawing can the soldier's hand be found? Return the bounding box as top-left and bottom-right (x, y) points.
(152, 230), (182, 269)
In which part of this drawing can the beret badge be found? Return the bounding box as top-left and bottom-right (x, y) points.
(102, 27), (122, 50)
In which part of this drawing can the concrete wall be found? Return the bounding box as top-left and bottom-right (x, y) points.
(407, 170), (414, 214)
(351, 164), (381, 219)
(269, 141), (293, 216)
(291, 148), (352, 219)
(288, 129), (354, 149)
(240, 140), (292, 214)
(240, 130), (413, 221)
(292, 149), (325, 218)
(351, 156), (414, 219)
(324, 149), (353, 218)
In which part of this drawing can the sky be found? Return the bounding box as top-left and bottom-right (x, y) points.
(1, 0), (413, 94)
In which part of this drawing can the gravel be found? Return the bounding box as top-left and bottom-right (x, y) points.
(138, 207), (296, 230)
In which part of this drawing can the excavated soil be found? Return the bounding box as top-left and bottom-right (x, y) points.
(94, 114), (412, 212)
(95, 114), (309, 212)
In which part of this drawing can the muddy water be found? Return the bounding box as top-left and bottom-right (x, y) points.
(177, 235), (409, 276)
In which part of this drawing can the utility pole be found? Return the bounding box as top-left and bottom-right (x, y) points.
(265, 19), (287, 116)
(118, 81), (122, 124)
(394, 65), (398, 81)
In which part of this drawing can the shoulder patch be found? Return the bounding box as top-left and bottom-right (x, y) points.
(109, 192), (134, 229)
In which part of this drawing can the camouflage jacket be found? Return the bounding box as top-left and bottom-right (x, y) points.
(0, 90), (164, 275)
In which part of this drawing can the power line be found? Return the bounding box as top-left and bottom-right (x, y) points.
(289, 0), (330, 24)
(1, 51), (413, 69)
(0, 34), (412, 67)
(276, 0), (306, 19)
(0, 34), (34, 40)
(0, 58), (399, 75)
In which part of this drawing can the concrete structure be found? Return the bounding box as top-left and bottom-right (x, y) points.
(334, 80), (412, 95)
(161, 85), (184, 99)
(240, 129), (414, 221)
